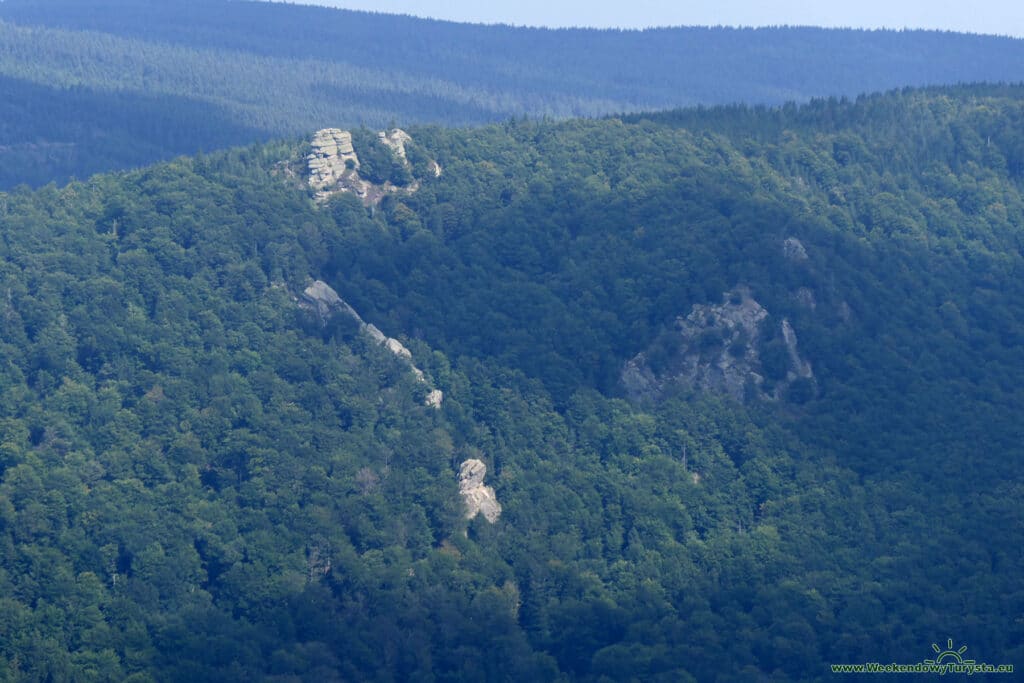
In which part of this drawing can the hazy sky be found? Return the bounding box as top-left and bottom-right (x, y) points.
(263, 1), (1024, 37)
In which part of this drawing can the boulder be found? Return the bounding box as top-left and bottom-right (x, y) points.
(459, 459), (501, 523)
(300, 280), (363, 325)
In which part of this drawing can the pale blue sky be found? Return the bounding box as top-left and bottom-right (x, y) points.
(260, 0), (1024, 37)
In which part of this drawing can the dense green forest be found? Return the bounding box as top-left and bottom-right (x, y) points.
(0, 85), (1021, 680)
(1, 0), (1023, 188)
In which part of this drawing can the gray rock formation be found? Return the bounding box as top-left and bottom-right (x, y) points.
(307, 129), (365, 201)
(425, 389), (444, 408)
(364, 323), (387, 345)
(621, 287), (814, 403)
(300, 279), (363, 325)
(305, 127), (436, 205)
(384, 337), (413, 360)
(783, 237), (809, 261)
(298, 279), (443, 407)
(622, 287), (768, 402)
(781, 319), (813, 380)
(377, 128), (412, 161)
(459, 459), (501, 523)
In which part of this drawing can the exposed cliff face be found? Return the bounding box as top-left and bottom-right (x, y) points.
(307, 129), (370, 202)
(298, 279), (443, 407)
(459, 459), (501, 523)
(305, 127), (433, 204)
(622, 287), (814, 404)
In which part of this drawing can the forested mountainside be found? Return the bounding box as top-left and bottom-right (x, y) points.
(1, 86), (1023, 681)
(2, 0), (1024, 188)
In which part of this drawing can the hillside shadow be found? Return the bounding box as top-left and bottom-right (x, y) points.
(0, 74), (272, 189)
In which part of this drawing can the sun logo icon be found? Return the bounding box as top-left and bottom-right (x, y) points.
(924, 639), (976, 665)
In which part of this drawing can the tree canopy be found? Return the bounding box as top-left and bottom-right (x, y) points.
(0, 85), (1022, 680)
(0, 0), (1023, 187)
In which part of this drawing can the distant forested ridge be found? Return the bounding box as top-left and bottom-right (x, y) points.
(0, 85), (1021, 680)
(0, 0), (1023, 187)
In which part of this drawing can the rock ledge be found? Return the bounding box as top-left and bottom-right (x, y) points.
(298, 279), (443, 407)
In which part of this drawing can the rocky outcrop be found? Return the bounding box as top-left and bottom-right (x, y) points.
(459, 459), (501, 523)
(300, 278), (362, 324)
(307, 129), (370, 202)
(384, 337), (413, 360)
(364, 323), (387, 345)
(425, 389), (444, 408)
(298, 279), (443, 407)
(377, 128), (412, 161)
(305, 127), (435, 205)
(783, 237), (808, 261)
(622, 287), (768, 402)
(781, 319), (813, 380)
(621, 287), (814, 404)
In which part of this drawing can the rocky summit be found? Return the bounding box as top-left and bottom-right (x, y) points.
(305, 127), (433, 204)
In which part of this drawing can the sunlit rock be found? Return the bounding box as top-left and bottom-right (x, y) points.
(459, 459), (501, 523)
